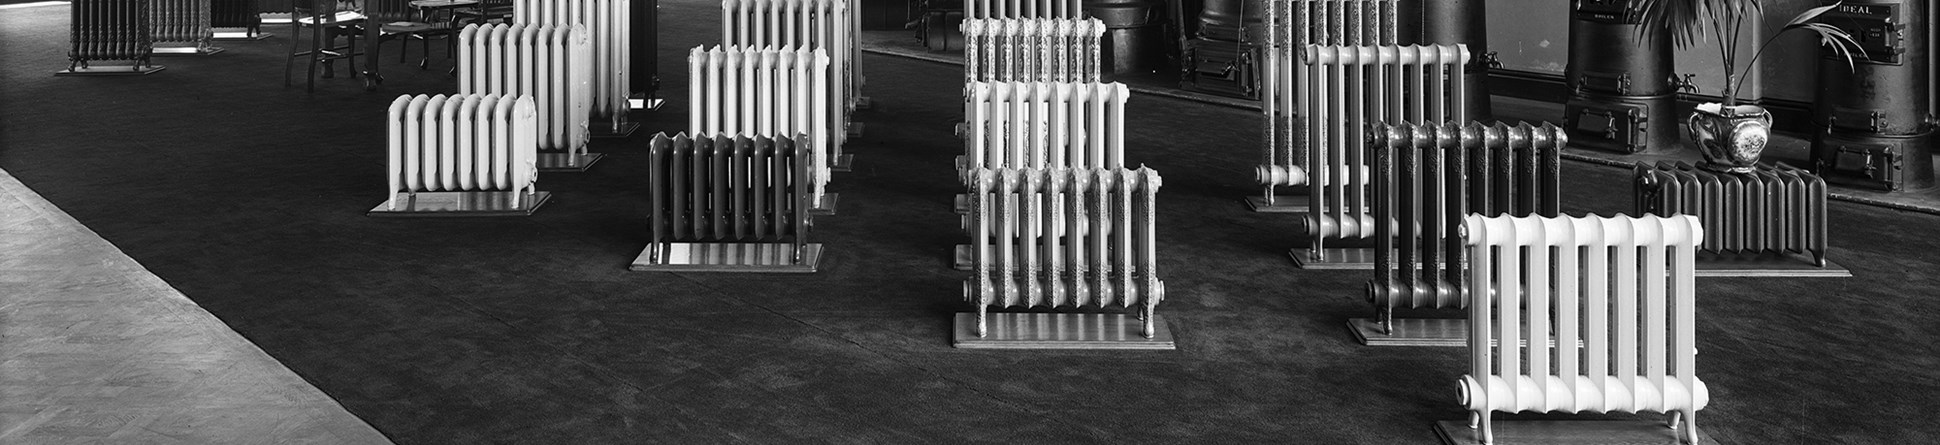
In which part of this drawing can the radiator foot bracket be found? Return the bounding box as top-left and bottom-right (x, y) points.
(1433, 420), (1718, 445)
(56, 65), (166, 76)
(952, 313), (1175, 350)
(1348, 318), (1466, 347)
(537, 152), (603, 172)
(629, 242), (822, 273)
(1694, 252), (1851, 277)
(366, 191), (550, 217)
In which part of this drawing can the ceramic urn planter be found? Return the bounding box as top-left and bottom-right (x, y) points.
(1688, 103), (1773, 174)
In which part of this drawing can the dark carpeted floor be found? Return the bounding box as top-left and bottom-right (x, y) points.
(3, 2), (1938, 443)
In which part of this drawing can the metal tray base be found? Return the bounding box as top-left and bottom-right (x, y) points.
(629, 243), (822, 273)
(1694, 252), (1851, 277)
(1348, 318), (1466, 347)
(1289, 248), (1378, 270)
(56, 65), (165, 76)
(830, 154), (855, 172)
(846, 121), (864, 138)
(953, 313), (1175, 350)
(854, 96), (873, 110)
(811, 194), (838, 216)
(537, 152), (603, 172)
(629, 96), (665, 111)
(367, 191), (550, 217)
(590, 121), (640, 138)
(151, 45), (225, 56)
(1434, 420), (1717, 445)
(1244, 195), (1310, 213)
(953, 193), (968, 214)
(213, 30), (273, 40)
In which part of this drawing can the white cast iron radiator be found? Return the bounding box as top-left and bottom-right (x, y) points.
(66, 0), (160, 73)
(965, 0), (1080, 19)
(150, 0), (216, 53)
(1459, 214), (1708, 445)
(382, 94), (540, 210)
(1257, 0), (1399, 205)
(1291, 44), (1469, 257)
(961, 18), (1103, 84)
(512, 0), (631, 133)
(457, 24), (594, 162)
(961, 81), (1129, 177)
(1365, 121), (1563, 331)
(688, 46), (838, 207)
(962, 167), (1166, 339)
(1635, 162), (1828, 267)
(721, 0), (863, 113)
(635, 132), (818, 269)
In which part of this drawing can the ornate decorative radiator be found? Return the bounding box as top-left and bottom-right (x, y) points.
(632, 133), (820, 272)
(381, 94), (539, 211)
(456, 24), (595, 167)
(1255, 0), (1400, 207)
(721, 0), (863, 113)
(688, 46), (838, 209)
(512, 0), (634, 136)
(1458, 214), (1708, 445)
(1635, 162), (1829, 267)
(64, 0), (162, 74)
(961, 18), (1103, 84)
(965, 0), (1081, 20)
(150, 0), (218, 53)
(1289, 44), (1469, 264)
(1356, 121), (1563, 344)
(961, 82), (1129, 176)
(961, 167), (1167, 344)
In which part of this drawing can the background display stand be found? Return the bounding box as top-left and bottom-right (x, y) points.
(952, 313), (1175, 350)
(211, 0), (269, 40)
(1434, 420), (1718, 445)
(536, 153), (604, 172)
(630, 243), (823, 273)
(366, 191), (552, 217)
(61, 0), (167, 76)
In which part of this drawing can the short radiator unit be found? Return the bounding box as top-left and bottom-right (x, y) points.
(961, 81), (1129, 175)
(961, 18), (1103, 84)
(959, 167), (1171, 349)
(1254, 0), (1400, 209)
(688, 46), (841, 212)
(1635, 161), (1831, 271)
(1284, 44), (1470, 268)
(373, 94), (545, 216)
(721, 0), (865, 113)
(1456, 214), (1708, 445)
(150, 0), (220, 54)
(965, 0), (1081, 20)
(631, 133), (822, 272)
(512, 0), (635, 136)
(1355, 121), (1563, 345)
(62, 0), (163, 75)
(457, 24), (598, 170)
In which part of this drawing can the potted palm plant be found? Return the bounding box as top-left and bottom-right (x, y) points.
(1637, 0), (1864, 173)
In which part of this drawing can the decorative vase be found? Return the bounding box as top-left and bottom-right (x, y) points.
(1687, 103), (1773, 174)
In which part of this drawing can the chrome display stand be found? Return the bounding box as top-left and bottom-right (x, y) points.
(1347, 318), (1466, 347)
(952, 313), (1175, 350)
(367, 191), (550, 217)
(810, 194), (838, 216)
(56, 64), (166, 76)
(212, 29), (271, 40)
(537, 153), (604, 173)
(630, 242), (822, 273)
(1289, 247), (1379, 270)
(151, 44), (226, 55)
(830, 154), (854, 173)
(1434, 420), (1717, 445)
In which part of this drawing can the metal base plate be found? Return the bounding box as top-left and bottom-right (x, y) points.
(953, 194), (968, 215)
(846, 121), (864, 139)
(590, 121), (640, 138)
(810, 194), (838, 216)
(855, 96), (873, 110)
(367, 191), (550, 217)
(830, 154), (854, 172)
(953, 313), (1176, 349)
(1695, 252), (1850, 277)
(1348, 318), (1466, 347)
(537, 152), (603, 172)
(213, 31), (272, 40)
(1289, 248), (1378, 270)
(629, 97), (665, 111)
(629, 242), (822, 273)
(1434, 420), (1717, 445)
(151, 46), (225, 56)
(56, 65), (165, 76)
(1244, 195), (1310, 213)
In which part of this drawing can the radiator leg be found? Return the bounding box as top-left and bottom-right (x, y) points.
(1467, 411), (1479, 429)
(1667, 410), (1681, 429)
(1263, 186), (1276, 206)
(1478, 411), (1493, 445)
(1379, 305), (1393, 335)
(976, 306), (988, 338)
(1681, 411), (1699, 445)
(1812, 251), (1826, 268)
(1141, 306), (1155, 339)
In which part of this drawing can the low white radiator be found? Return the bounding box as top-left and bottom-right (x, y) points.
(383, 94), (539, 210)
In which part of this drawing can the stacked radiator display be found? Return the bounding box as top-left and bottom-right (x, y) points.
(687, 46), (838, 206)
(456, 24), (595, 157)
(67, 0), (159, 72)
(722, 0), (862, 114)
(1256, 0), (1400, 202)
(965, 0), (1081, 19)
(961, 18), (1103, 84)
(150, 0), (215, 52)
(1635, 162), (1829, 266)
(513, 0), (634, 132)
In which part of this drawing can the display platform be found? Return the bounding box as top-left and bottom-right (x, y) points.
(1244, 195), (1311, 213)
(537, 153), (603, 172)
(152, 46), (225, 55)
(629, 242), (822, 273)
(591, 121), (640, 138)
(855, 96), (873, 110)
(1694, 252), (1851, 277)
(811, 193), (838, 216)
(213, 30), (272, 40)
(629, 96), (665, 111)
(1348, 318), (1466, 347)
(847, 121), (864, 138)
(953, 313), (1175, 350)
(831, 154), (854, 173)
(1290, 248), (1380, 270)
(56, 65), (165, 76)
(366, 191), (549, 217)
(1434, 420), (1717, 445)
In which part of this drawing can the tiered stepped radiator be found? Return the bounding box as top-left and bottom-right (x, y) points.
(965, 0), (1080, 19)
(211, 0), (266, 39)
(369, 94), (549, 216)
(1445, 214), (1708, 445)
(1635, 162), (1843, 277)
(631, 133), (822, 272)
(61, 0), (165, 76)
(952, 81), (1129, 221)
(150, 0), (222, 54)
(688, 46), (840, 214)
(961, 18), (1103, 84)
(957, 167), (1171, 349)
(1352, 121), (1563, 346)
(1253, 0), (1400, 212)
(513, 0), (636, 137)
(457, 24), (600, 172)
(722, 0), (867, 115)
(1288, 44), (1469, 269)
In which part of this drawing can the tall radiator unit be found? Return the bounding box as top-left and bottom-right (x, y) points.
(1354, 121), (1563, 346)
(210, 0), (265, 39)
(631, 133), (822, 272)
(149, 0), (221, 54)
(722, 0), (867, 114)
(370, 94), (548, 216)
(1252, 0), (1399, 211)
(1454, 214), (1708, 445)
(61, 0), (164, 76)
(457, 24), (599, 171)
(513, 0), (636, 137)
(1286, 44), (1469, 268)
(1635, 162), (1836, 275)
(965, 0), (1081, 19)
(961, 18), (1103, 84)
(957, 167), (1172, 349)
(688, 46), (839, 213)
